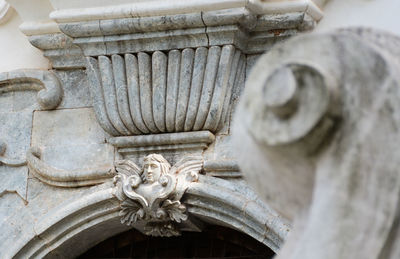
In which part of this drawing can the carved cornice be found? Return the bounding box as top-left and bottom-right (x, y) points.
(52, 6), (319, 56)
(20, 0), (323, 69)
(50, 0), (322, 23)
(0, 69), (63, 110)
(27, 33), (86, 69)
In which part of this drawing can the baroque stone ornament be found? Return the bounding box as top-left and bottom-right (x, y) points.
(0, 69), (63, 110)
(86, 46), (244, 136)
(113, 154), (202, 237)
(234, 28), (400, 259)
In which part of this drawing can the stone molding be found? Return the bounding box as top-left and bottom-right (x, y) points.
(11, 175), (289, 258)
(55, 8), (316, 56)
(0, 69), (63, 110)
(49, 0), (322, 23)
(27, 33), (86, 69)
(110, 131), (215, 163)
(203, 159), (241, 178)
(26, 147), (114, 187)
(18, 0), (324, 69)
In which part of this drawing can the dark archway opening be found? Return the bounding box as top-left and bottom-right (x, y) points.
(78, 225), (276, 258)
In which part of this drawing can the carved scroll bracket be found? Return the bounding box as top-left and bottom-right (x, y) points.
(0, 69), (63, 110)
(113, 154), (203, 237)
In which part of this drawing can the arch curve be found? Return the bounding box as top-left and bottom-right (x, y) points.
(11, 176), (289, 258)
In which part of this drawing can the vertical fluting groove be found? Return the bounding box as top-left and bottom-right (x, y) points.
(111, 55), (141, 134)
(184, 47), (208, 131)
(218, 52), (244, 131)
(175, 48), (195, 132)
(165, 50), (181, 132)
(193, 46), (221, 131)
(98, 56), (131, 135)
(86, 57), (120, 136)
(125, 54), (150, 134)
(138, 52), (159, 133)
(203, 45), (236, 131)
(152, 51), (167, 132)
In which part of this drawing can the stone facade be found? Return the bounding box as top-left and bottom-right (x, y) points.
(2, 0), (400, 258)
(0, 0), (322, 257)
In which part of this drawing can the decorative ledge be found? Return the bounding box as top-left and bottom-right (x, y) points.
(50, 0), (322, 23)
(109, 131), (215, 163)
(203, 160), (241, 178)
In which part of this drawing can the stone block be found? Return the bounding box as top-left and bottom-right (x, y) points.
(0, 111), (32, 200)
(55, 69), (92, 109)
(31, 108), (114, 180)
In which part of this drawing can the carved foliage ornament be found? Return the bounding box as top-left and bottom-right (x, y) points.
(113, 154), (202, 237)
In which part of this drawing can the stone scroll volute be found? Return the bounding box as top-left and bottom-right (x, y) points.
(234, 29), (400, 259)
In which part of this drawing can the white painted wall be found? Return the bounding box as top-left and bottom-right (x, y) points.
(316, 0), (400, 36)
(0, 9), (50, 73)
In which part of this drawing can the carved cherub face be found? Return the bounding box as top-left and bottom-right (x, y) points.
(143, 158), (161, 183)
(142, 154), (171, 184)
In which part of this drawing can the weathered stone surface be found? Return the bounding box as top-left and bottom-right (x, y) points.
(0, 111), (32, 201)
(30, 108), (114, 187)
(234, 28), (400, 259)
(0, 1), (331, 257)
(109, 131), (214, 165)
(0, 69), (63, 110)
(114, 154), (203, 237)
(55, 69), (91, 109)
(28, 33), (86, 69)
(86, 47), (242, 136)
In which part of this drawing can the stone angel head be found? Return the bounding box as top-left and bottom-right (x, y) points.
(142, 154), (171, 184)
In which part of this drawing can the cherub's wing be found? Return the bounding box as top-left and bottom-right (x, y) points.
(169, 155), (203, 176)
(114, 159), (141, 176)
